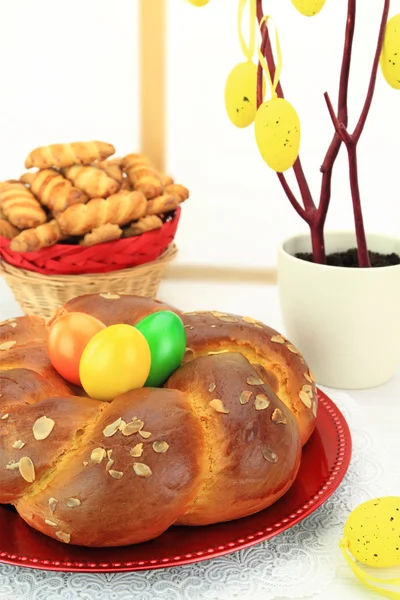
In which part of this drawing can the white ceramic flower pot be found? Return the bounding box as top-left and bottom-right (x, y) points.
(277, 231), (400, 389)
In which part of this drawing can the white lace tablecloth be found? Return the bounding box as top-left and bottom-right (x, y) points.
(1, 387), (399, 600)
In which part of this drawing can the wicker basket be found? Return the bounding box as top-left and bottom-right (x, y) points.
(0, 244), (177, 319)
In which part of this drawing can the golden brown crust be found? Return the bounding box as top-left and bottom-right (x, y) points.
(48, 293), (180, 328)
(166, 352), (301, 525)
(13, 388), (204, 546)
(25, 141), (115, 169)
(181, 310), (317, 446)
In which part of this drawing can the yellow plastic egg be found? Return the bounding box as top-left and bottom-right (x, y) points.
(343, 497), (400, 568)
(291, 0), (326, 17)
(79, 324), (151, 401)
(254, 97), (301, 172)
(186, 0), (210, 6)
(380, 13), (400, 90)
(225, 61), (263, 129)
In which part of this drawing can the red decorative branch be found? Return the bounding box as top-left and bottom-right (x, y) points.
(255, 0), (389, 267)
(318, 0), (356, 228)
(323, 0), (390, 268)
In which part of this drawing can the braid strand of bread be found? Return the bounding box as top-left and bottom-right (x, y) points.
(0, 294), (316, 547)
(56, 191), (147, 236)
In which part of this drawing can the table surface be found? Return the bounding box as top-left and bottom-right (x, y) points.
(1, 275), (399, 600)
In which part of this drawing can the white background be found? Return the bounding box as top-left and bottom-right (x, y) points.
(0, 0), (399, 269)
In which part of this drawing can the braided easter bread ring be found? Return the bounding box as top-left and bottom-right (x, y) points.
(0, 294), (317, 547)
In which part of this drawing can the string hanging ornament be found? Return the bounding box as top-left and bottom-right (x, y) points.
(254, 16), (301, 173)
(225, 0), (264, 128)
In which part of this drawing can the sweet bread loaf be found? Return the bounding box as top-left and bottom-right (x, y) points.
(0, 293), (317, 547)
(25, 141), (115, 169)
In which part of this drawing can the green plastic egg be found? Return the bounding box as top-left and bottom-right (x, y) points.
(135, 311), (186, 387)
(380, 13), (400, 90)
(291, 0), (326, 17)
(254, 97), (301, 172)
(225, 61), (263, 129)
(343, 497), (400, 568)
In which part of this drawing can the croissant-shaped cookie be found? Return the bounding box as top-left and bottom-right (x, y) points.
(161, 173), (174, 187)
(95, 160), (124, 184)
(63, 166), (120, 198)
(122, 153), (164, 199)
(122, 215), (163, 237)
(0, 181), (47, 229)
(21, 170), (88, 214)
(0, 218), (19, 239)
(79, 223), (123, 246)
(9, 220), (64, 252)
(25, 141), (115, 169)
(56, 190), (147, 236)
(165, 184), (189, 203)
(146, 193), (180, 216)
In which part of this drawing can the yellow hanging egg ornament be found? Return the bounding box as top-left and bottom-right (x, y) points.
(225, 61), (262, 128)
(380, 14), (400, 90)
(255, 98), (301, 173)
(225, 0), (259, 128)
(340, 497), (400, 599)
(290, 0), (326, 17)
(254, 16), (301, 172)
(186, 0), (210, 6)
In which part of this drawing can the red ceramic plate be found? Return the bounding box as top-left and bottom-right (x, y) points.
(0, 389), (351, 573)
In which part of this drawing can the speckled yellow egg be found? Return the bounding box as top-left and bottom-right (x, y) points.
(291, 0), (326, 16)
(343, 497), (400, 568)
(225, 62), (263, 129)
(380, 13), (400, 90)
(254, 98), (301, 172)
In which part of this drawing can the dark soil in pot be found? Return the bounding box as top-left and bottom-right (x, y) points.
(295, 248), (400, 268)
